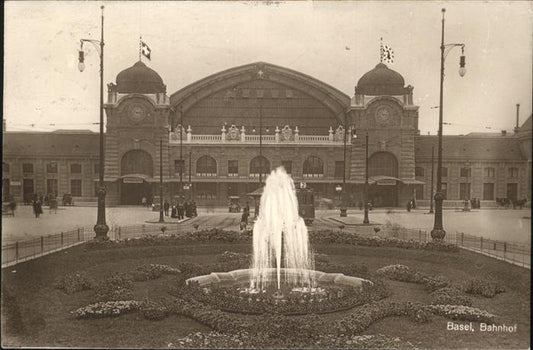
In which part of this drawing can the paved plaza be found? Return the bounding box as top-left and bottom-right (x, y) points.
(2, 205), (530, 245)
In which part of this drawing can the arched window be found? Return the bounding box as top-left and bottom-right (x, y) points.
(121, 150), (153, 176)
(249, 156), (270, 177)
(368, 152), (398, 177)
(196, 155), (217, 176)
(303, 156), (324, 178)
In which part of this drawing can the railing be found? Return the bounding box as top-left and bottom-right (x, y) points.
(191, 135), (222, 142)
(3, 222), (529, 270)
(299, 135), (331, 142)
(384, 227), (530, 269)
(2, 227), (90, 268)
(169, 133), (349, 145)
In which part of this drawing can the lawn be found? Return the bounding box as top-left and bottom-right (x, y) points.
(1, 233), (530, 349)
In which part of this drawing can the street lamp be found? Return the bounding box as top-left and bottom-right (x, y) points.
(340, 113), (348, 217)
(432, 8), (466, 240)
(429, 145), (435, 214)
(178, 106), (184, 199)
(79, 5), (108, 240)
(363, 132), (370, 224)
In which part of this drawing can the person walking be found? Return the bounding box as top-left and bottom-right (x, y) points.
(163, 200), (170, 217)
(33, 198), (43, 218)
(177, 201), (184, 220)
(49, 196), (58, 214)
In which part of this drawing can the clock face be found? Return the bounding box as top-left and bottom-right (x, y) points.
(128, 104), (146, 123)
(375, 106), (392, 126)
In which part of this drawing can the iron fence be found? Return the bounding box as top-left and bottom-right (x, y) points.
(2, 227), (89, 267)
(383, 227), (529, 269)
(2, 222), (530, 269)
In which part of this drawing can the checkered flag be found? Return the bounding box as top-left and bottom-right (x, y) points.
(381, 44), (394, 63)
(141, 41), (151, 60)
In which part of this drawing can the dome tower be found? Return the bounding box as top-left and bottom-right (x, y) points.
(103, 61), (171, 205)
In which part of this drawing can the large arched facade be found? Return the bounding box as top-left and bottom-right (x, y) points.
(169, 62), (351, 135)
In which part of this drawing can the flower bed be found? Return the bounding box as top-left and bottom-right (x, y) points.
(130, 264), (182, 282)
(85, 228), (459, 253)
(167, 331), (416, 349)
(72, 300), (140, 319)
(140, 299), (169, 320)
(93, 273), (134, 301)
(54, 272), (94, 294)
(376, 264), (449, 291)
(428, 304), (496, 323)
(463, 278), (505, 298)
(174, 280), (385, 315)
(430, 287), (473, 306)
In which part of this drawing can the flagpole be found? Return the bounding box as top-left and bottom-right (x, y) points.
(380, 37), (383, 63)
(139, 36), (142, 61)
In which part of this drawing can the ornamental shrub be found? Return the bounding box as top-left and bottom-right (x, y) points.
(53, 271), (94, 294)
(93, 273), (134, 301)
(463, 278), (505, 298)
(140, 299), (169, 320)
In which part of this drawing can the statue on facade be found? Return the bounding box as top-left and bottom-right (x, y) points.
(281, 125), (293, 141)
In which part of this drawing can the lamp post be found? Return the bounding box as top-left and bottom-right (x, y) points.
(429, 145), (435, 214)
(431, 8), (466, 240)
(259, 99), (264, 186)
(363, 132), (370, 224)
(78, 5), (108, 240)
(179, 106), (184, 198)
(158, 138), (165, 223)
(340, 112), (348, 217)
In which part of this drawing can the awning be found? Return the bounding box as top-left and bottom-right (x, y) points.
(401, 179), (426, 185)
(247, 186), (265, 197)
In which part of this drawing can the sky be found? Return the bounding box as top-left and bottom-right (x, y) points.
(4, 1), (532, 135)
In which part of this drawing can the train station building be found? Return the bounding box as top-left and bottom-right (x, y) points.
(3, 61), (531, 207)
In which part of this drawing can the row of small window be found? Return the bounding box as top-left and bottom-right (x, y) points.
(415, 166), (520, 178)
(9, 163), (100, 174)
(175, 156), (346, 178)
(415, 182), (514, 201)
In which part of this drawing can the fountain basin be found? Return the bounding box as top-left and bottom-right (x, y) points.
(186, 268), (371, 289)
(184, 268), (374, 315)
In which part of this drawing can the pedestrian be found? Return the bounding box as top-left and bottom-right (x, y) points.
(8, 197), (17, 216)
(241, 205), (249, 225)
(33, 198), (43, 218)
(177, 201), (184, 220)
(142, 196), (147, 207)
(163, 200), (170, 216)
(191, 201), (197, 217)
(184, 201), (190, 218)
(406, 200), (411, 212)
(49, 196), (58, 214)
(171, 204), (177, 218)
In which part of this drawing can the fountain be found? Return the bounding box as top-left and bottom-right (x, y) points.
(186, 166), (372, 314)
(249, 166), (313, 292)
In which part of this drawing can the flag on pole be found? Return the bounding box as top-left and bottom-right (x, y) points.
(380, 38), (394, 63)
(141, 41), (151, 60)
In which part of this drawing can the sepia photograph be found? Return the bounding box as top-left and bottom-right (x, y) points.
(2, 1), (531, 349)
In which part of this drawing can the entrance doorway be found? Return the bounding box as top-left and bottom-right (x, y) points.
(369, 184), (398, 207)
(120, 179), (152, 205)
(506, 183), (518, 201)
(23, 179), (34, 204)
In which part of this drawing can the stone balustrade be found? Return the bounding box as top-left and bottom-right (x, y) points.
(169, 124), (351, 145)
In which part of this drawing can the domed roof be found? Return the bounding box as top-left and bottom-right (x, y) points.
(115, 61), (166, 94)
(356, 63), (406, 96)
